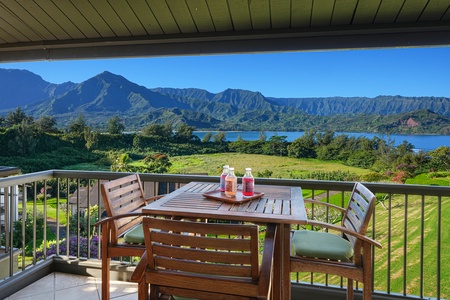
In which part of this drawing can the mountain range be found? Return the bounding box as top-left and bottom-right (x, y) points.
(1, 68), (450, 134)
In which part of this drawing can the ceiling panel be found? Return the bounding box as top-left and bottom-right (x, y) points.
(110, 1), (147, 36)
(89, 0), (130, 36)
(443, 6), (450, 20)
(72, 0), (115, 38)
(331, 0), (358, 26)
(0, 22), (18, 43)
(17, 0), (67, 40)
(54, 0), (100, 39)
(311, 0), (335, 27)
(147, 0), (180, 35)
(37, 0), (85, 39)
(0, 0), (448, 62)
(166, 0), (198, 33)
(397, 0), (428, 23)
(249, 0), (270, 30)
(420, 0), (450, 21)
(126, 0), (163, 35)
(186, 0), (216, 32)
(270, 0), (291, 29)
(374, 0), (404, 24)
(0, 2), (41, 41)
(228, 0), (252, 30)
(352, 0), (382, 25)
(206, 0), (233, 32)
(0, 20), (28, 43)
(291, 0), (313, 27)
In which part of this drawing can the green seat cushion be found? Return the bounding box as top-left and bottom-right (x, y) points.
(123, 224), (144, 244)
(292, 230), (353, 261)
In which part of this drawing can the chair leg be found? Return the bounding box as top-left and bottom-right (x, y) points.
(102, 257), (110, 300)
(347, 278), (354, 300)
(149, 285), (158, 300)
(363, 271), (373, 300)
(363, 243), (373, 300)
(138, 280), (149, 300)
(363, 285), (372, 300)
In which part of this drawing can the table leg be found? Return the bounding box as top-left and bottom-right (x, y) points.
(272, 223), (282, 300)
(282, 224), (291, 299)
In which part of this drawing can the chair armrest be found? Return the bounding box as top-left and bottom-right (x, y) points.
(145, 195), (164, 203)
(93, 212), (147, 227)
(258, 223), (277, 299)
(304, 199), (347, 213)
(131, 251), (148, 283)
(305, 220), (382, 249)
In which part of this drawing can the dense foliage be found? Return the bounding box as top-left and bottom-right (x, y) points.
(2, 109), (450, 183)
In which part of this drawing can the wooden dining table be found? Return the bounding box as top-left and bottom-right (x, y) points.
(142, 181), (307, 300)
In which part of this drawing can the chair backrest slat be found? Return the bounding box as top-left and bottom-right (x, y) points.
(152, 231), (252, 252)
(153, 243), (252, 264)
(155, 256), (253, 277)
(346, 202), (364, 229)
(342, 182), (376, 246)
(143, 218), (260, 282)
(101, 174), (147, 238)
(348, 197), (366, 221)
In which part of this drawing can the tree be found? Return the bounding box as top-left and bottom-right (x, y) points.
(316, 130), (334, 146)
(212, 131), (226, 143)
(6, 107), (33, 127)
(265, 134), (288, 156)
(202, 132), (213, 143)
(35, 116), (58, 133)
(141, 153), (172, 173)
(287, 130), (317, 158)
(8, 120), (37, 156)
(107, 115), (125, 135)
(174, 123), (195, 142)
(428, 146), (450, 171)
(0, 116), (5, 128)
(142, 124), (172, 140)
(84, 126), (99, 150)
(258, 131), (267, 142)
(110, 153), (131, 172)
(69, 114), (87, 136)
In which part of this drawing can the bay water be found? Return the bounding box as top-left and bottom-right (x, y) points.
(193, 131), (450, 152)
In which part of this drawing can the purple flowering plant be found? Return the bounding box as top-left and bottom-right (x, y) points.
(37, 234), (99, 259)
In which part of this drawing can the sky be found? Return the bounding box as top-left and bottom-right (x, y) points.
(2, 46), (450, 99)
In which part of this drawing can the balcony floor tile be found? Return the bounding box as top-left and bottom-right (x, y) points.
(5, 272), (138, 300)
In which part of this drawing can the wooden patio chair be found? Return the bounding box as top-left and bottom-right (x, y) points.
(290, 182), (382, 300)
(131, 218), (277, 300)
(94, 174), (163, 300)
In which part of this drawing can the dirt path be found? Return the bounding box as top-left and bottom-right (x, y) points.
(47, 218), (67, 239)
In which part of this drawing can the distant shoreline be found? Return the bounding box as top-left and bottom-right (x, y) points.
(193, 131), (450, 151)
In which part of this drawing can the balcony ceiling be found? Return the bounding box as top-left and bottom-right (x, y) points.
(0, 0), (449, 63)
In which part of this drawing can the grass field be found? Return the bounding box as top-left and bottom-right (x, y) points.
(20, 198), (68, 225)
(168, 153), (371, 178)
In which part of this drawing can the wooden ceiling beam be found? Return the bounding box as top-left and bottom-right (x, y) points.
(1, 21), (449, 62)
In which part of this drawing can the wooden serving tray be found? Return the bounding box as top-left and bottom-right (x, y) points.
(202, 189), (264, 203)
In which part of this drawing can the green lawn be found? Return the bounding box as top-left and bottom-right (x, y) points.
(20, 197), (69, 225)
(406, 172), (450, 186)
(168, 153), (371, 178)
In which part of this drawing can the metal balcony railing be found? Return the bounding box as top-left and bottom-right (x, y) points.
(0, 170), (448, 300)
